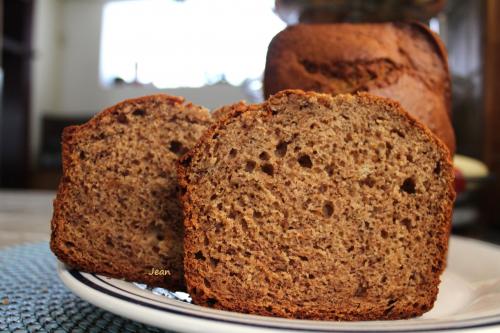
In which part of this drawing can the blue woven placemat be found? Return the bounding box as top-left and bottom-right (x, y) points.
(0, 242), (174, 333)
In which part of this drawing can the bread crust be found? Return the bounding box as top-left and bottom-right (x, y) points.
(263, 22), (455, 154)
(51, 94), (211, 290)
(178, 89), (455, 320)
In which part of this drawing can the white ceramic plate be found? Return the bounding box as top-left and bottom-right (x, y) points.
(58, 236), (500, 333)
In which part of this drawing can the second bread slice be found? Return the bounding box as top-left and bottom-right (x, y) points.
(51, 94), (212, 289)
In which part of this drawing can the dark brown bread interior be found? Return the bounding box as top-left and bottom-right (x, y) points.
(264, 22), (455, 154)
(178, 90), (455, 320)
(51, 94), (212, 289)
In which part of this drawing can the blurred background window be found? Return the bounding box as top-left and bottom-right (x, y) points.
(100, 0), (285, 88)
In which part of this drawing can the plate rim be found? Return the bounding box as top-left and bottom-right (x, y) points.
(57, 236), (500, 333)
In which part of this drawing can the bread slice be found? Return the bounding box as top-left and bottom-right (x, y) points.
(51, 94), (212, 289)
(263, 22), (455, 154)
(178, 90), (455, 320)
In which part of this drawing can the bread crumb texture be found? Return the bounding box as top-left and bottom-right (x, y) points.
(179, 90), (455, 320)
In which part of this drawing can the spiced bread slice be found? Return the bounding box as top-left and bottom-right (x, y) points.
(51, 94), (212, 289)
(178, 90), (455, 320)
(263, 22), (455, 154)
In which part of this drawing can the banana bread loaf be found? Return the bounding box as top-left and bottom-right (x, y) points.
(178, 90), (455, 320)
(264, 22), (455, 153)
(51, 94), (212, 290)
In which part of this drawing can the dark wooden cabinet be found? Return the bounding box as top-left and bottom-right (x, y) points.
(0, 0), (33, 188)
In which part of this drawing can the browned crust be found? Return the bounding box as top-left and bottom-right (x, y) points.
(51, 94), (208, 290)
(404, 21), (452, 117)
(211, 100), (248, 120)
(178, 89), (455, 320)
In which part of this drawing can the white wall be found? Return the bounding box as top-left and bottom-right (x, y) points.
(32, 0), (62, 161)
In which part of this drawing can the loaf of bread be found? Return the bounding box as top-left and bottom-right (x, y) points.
(178, 90), (455, 320)
(264, 22), (455, 153)
(51, 94), (212, 289)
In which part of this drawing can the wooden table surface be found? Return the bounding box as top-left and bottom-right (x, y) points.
(0, 191), (55, 248)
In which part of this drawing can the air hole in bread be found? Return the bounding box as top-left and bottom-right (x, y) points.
(325, 165), (334, 176)
(434, 162), (441, 175)
(241, 219), (249, 230)
(253, 211), (262, 219)
(322, 201), (334, 217)
(180, 155), (192, 167)
(79, 151), (86, 160)
(117, 113), (128, 124)
(391, 129), (405, 138)
(275, 141), (289, 157)
(299, 255), (308, 261)
(259, 151), (270, 161)
(401, 177), (416, 194)
(169, 140), (186, 155)
(229, 148), (237, 158)
(194, 251), (206, 261)
(210, 257), (219, 267)
(360, 176), (376, 188)
(245, 160), (256, 172)
(132, 109), (146, 116)
(384, 306), (395, 316)
(206, 298), (218, 307)
(64, 241), (75, 248)
(203, 278), (211, 287)
(261, 163), (274, 176)
(298, 154), (313, 168)
(400, 218), (412, 231)
(355, 284), (368, 297)
(381, 230), (389, 239)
